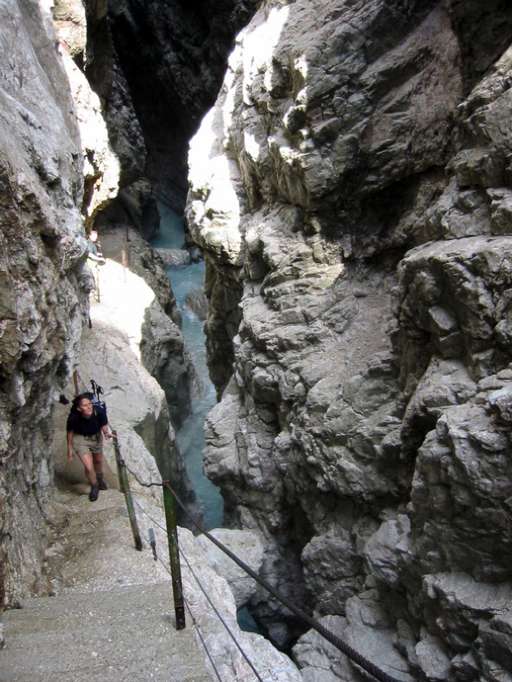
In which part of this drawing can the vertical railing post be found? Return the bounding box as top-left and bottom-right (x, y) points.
(112, 430), (143, 551)
(163, 484), (186, 630)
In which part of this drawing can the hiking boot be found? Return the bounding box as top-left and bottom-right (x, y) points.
(97, 474), (107, 491)
(89, 484), (99, 502)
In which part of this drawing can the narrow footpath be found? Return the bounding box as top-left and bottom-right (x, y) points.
(0, 487), (211, 682)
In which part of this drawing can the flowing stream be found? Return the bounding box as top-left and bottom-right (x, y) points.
(152, 203), (223, 530)
(153, 203), (259, 634)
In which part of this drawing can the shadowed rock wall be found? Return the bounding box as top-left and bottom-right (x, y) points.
(187, 0), (512, 677)
(107, 0), (260, 210)
(0, 0), (86, 607)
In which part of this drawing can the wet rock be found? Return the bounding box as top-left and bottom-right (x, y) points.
(185, 288), (208, 320)
(155, 248), (191, 267)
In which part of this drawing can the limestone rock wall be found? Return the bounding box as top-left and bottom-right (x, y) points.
(187, 0), (512, 678)
(0, 0), (86, 607)
(54, 0), (160, 240)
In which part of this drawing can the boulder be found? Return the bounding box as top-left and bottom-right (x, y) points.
(196, 528), (264, 607)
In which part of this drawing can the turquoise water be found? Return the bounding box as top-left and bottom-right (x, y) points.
(151, 203), (185, 249)
(154, 206), (264, 635)
(153, 207), (224, 530)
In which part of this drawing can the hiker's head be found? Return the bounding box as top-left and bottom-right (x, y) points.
(76, 395), (93, 417)
(89, 230), (98, 243)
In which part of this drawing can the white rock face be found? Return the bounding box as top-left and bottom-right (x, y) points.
(60, 50), (120, 228)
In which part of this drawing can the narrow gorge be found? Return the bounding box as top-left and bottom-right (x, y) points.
(2, 1), (512, 681)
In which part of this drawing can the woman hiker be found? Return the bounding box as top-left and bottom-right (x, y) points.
(66, 394), (112, 501)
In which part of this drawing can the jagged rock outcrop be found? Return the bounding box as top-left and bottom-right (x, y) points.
(187, 0), (512, 678)
(0, 0), (192, 609)
(0, 0), (86, 607)
(55, 0), (160, 240)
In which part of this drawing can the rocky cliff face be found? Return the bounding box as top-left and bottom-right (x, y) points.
(0, 0), (86, 607)
(187, 0), (512, 678)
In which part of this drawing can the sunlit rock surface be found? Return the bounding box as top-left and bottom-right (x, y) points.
(187, 0), (512, 678)
(99, 226), (194, 426)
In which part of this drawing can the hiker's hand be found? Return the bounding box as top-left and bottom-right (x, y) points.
(104, 430), (113, 440)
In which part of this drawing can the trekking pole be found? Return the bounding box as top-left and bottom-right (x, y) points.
(162, 483), (186, 630)
(112, 430), (143, 551)
(73, 370), (79, 396)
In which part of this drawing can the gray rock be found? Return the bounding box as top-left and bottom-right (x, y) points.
(364, 515), (411, 588)
(415, 631), (451, 681)
(181, 0), (512, 678)
(293, 615), (354, 682)
(99, 226), (194, 425)
(0, 0), (85, 607)
(107, 0), (260, 210)
(185, 288), (208, 320)
(53, 0), (86, 59)
(196, 528), (264, 607)
(343, 594), (414, 682)
(488, 385), (512, 423)
(155, 247), (191, 267)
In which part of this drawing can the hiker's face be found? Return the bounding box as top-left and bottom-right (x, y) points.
(78, 399), (93, 417)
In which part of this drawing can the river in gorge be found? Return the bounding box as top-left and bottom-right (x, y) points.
(152, 203), (224, 530)
(153, 203), (259, 634)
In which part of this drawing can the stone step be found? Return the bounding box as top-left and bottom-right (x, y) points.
(0, 583), (212, 682)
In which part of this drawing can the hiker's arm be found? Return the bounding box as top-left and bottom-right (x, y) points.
(101, 424), (112, 439)
(67, 431), (74, 460)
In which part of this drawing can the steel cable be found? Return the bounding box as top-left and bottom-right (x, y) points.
(133, 498), (260, 682)
(153, 550), (223, 682)
(162, 481), (403, 682)
(178, 545), (264, 682)
(122, 464), (403, 682)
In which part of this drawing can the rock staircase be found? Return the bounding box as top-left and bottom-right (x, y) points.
(0, 583), (211, 682)
(0, 487), (212, 682)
